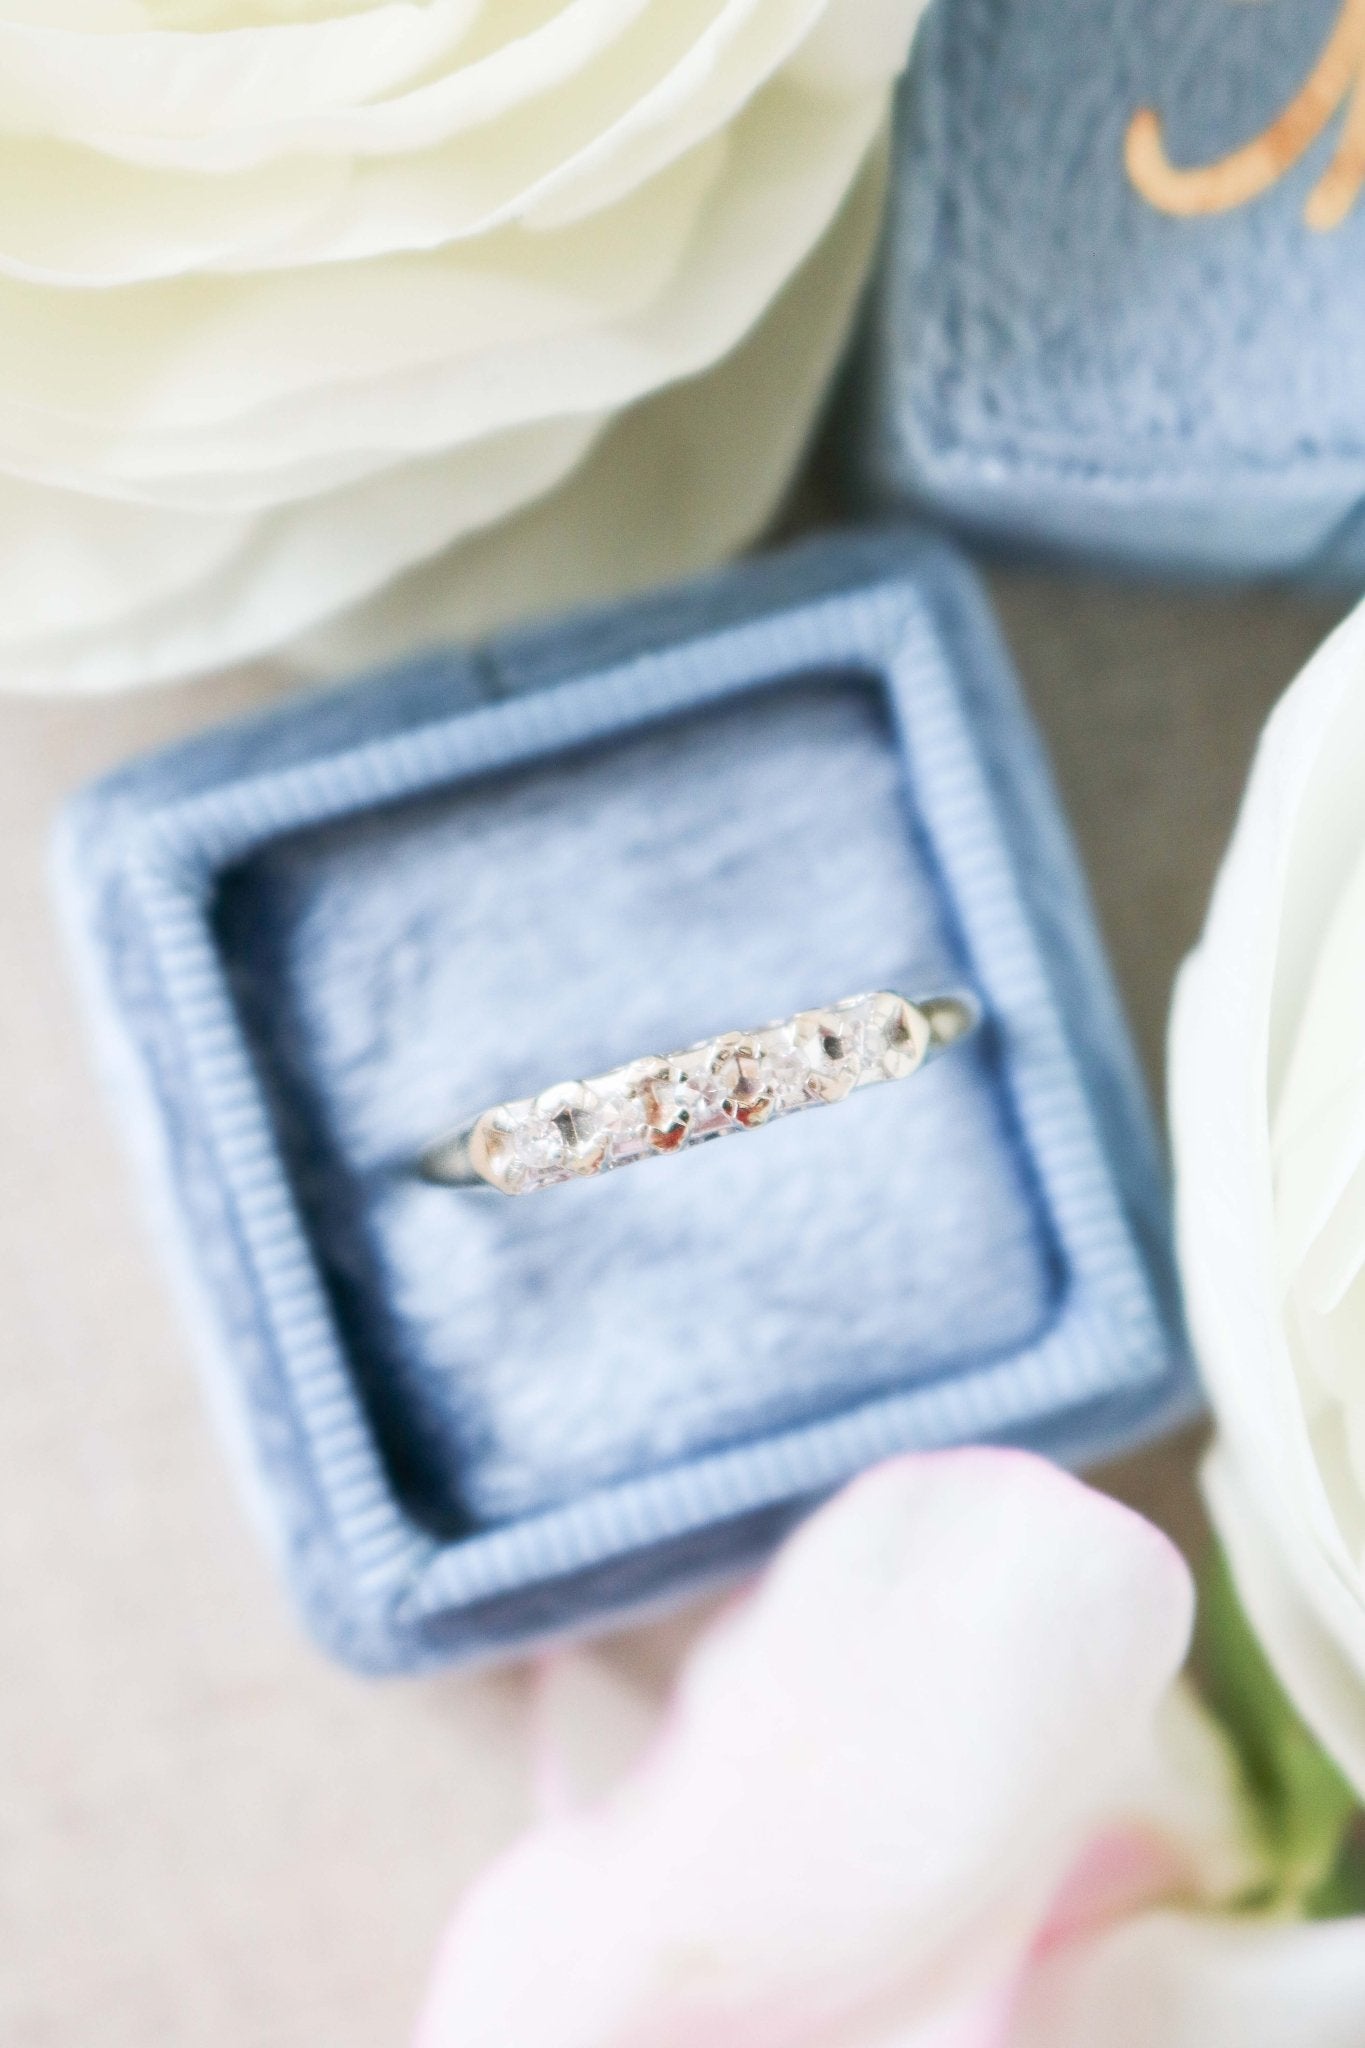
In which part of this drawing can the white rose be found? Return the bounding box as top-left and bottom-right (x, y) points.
(0, 0), (925, 694)
(1171, 591), (1365, 1793)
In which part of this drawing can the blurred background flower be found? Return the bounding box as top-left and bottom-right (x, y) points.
(415, 1451), (1365, 2047)
(1172, 593), (1365, 1797)
(0, 0), (925, 694)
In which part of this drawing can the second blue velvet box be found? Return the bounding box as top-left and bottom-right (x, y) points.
(57, 531), (1193, 1673)
(843, 0), (1365, 581)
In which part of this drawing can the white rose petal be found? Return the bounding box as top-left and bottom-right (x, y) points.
(14, 145), (881, 693)
(1171, 590), (1365, 1791)
(1016, 1913), (1365, 2048)
(0, 416), (608, 659)
(307, 142), (887, 673)
(0, 0), (927, 693)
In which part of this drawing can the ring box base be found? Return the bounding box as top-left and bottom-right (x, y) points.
(56, 530), (1195, 1671)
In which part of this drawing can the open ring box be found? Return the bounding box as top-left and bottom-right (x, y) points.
(55, 530), (1194, 1673)
(841, 0), (1365, 581)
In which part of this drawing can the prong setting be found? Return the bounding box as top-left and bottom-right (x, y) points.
(433, 991), (976, 1196)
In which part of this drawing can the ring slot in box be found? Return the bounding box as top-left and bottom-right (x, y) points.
(56, 531), (1194, 1671)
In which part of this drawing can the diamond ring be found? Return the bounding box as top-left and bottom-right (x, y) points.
(418, 990), (979, 1198)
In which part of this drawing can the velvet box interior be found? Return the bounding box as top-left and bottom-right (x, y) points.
(56, 531), (1193, 1673)
(841, 0), (1365, 581)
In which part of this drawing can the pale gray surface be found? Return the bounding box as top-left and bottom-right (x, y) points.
(0, 562), (1349, 2043)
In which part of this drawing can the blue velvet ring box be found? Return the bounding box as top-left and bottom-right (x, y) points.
(842, 0), (1365, 581)
(56, 531), (1193, 1673)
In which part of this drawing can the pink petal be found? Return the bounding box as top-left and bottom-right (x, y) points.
(1035, 1827), (1200, 1955)
(417, 1450), (1193, 2048)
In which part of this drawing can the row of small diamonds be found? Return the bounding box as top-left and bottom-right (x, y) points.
(471, 993), (932, 1196)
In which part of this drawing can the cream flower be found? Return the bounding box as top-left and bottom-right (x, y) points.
(1171, 592), (1365, 1794)
(0, 0), (925, 693)
(416, 1452), (1365, 2048)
